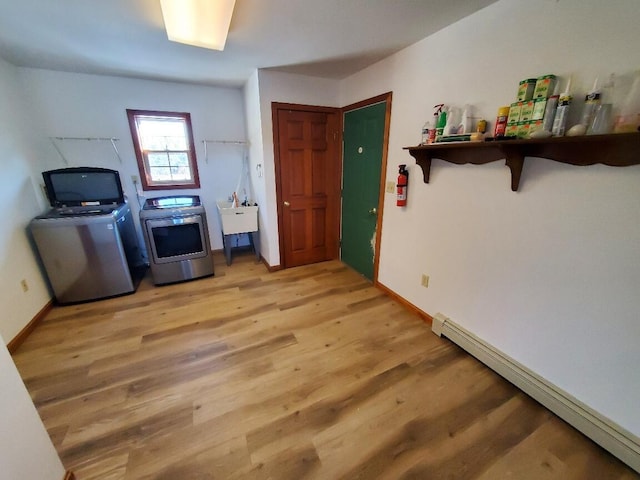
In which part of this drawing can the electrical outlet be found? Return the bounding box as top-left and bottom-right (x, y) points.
(131, 175), (139, 185)
(386, 181), (395, 193)
(20, 279), (29, 292)
(421, 274), (429, 288)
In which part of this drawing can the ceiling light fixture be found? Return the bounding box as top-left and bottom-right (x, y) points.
(160, 0), (236, 51)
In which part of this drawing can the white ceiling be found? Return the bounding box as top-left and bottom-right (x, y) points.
(0, 0), (497, 87)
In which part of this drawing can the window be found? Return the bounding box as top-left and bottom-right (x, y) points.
(126, 109), (200, 190)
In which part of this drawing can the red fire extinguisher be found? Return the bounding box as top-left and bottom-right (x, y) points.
(397, 164), (408, 207)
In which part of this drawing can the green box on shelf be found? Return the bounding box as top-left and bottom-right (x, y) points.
(517, 78), (537, 102)
(534, 74), (557, 99)
(532, 98), (548, 121)
(517, 121), (531, 138)
(520, 101), (535, 122)
(505, 123), (519, 137)
(528, 119), (544, 136)
(508, 102), (523, 124)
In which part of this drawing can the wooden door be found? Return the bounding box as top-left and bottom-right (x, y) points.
(274, 104), (341, 268)
(341, 101), (387, 280)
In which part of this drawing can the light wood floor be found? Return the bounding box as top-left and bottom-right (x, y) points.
(12, 251), (639, 479)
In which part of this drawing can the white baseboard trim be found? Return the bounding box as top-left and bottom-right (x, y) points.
(432, 313), (640, 473)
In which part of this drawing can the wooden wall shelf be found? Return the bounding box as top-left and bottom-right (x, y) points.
(404, 132), (640, 191)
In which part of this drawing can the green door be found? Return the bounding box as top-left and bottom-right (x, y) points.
(341, 101), (387, 280)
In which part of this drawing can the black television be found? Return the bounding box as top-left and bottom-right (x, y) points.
(42, 167), (125, 207)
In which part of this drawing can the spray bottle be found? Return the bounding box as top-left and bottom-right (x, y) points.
(427, 105), (440, 144)
(444, 106), (460, 136)
(434, 104), (447, 142)
(552, 77), (573, 137)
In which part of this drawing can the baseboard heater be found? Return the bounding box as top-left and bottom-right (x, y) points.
(431, 313), (640, 473)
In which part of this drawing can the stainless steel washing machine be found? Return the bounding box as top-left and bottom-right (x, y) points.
(30, 167), (145, 304)
(140, 195), (214, 285)
(30, 202), (144, 304)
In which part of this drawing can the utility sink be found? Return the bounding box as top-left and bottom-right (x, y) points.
(216, 201), (260, 266)
(216, 201), (258, 235)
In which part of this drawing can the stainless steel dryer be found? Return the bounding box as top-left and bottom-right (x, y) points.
(140, 195), (214, 285)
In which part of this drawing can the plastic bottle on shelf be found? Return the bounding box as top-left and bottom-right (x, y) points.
(601, 73), (615, 104)
(552, 95), (572, 136)
(421, 121), (431, 145)
(542, 95), (559, 132)
(493, 106), (510, 138)
(579, 78), (602, 129)
(587, 73), (615, 135)
(427, 106), (440, 144)
(459, 105), (473, 134)
(542, 82), (560, 132)
(445, 107), (460, 136)
(552, 77), (573, 136)
(434, 104), (447, 142)
(613, 70), (640, 133)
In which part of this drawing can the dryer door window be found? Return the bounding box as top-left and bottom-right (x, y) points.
(145, 215), (208, 264)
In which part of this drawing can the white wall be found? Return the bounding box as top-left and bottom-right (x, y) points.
(19, 68), (248, 256)
(3, 1), (639, 472)
(340, 0), (640, 437)
(243, 70), (271, 262)
(249, 70), (341, 266)
(0, 58), (52, 342)
(0, 334), (65, 480)
(0, 56), (66, 480)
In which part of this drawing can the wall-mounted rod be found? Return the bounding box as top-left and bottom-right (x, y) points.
(48, 137), (123, 163)
(202, 139), (249, 163)
(109, 138), (123, 163)
(202, 140), (248, 145)
(49, 138), (68, 165)
(52, 136), (120, 142)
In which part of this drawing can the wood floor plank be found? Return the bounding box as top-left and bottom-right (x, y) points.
(475, 418), (626, 480)
(10, 251), (639, 479)
(123, 428), (250, 480)
(60, 403), (193, 467)
(74, 451), (130, 480)
(314, 366), (515, 479)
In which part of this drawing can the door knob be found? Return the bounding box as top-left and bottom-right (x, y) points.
(284, 201), (290, 206)
(369, 207), (377, 215)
